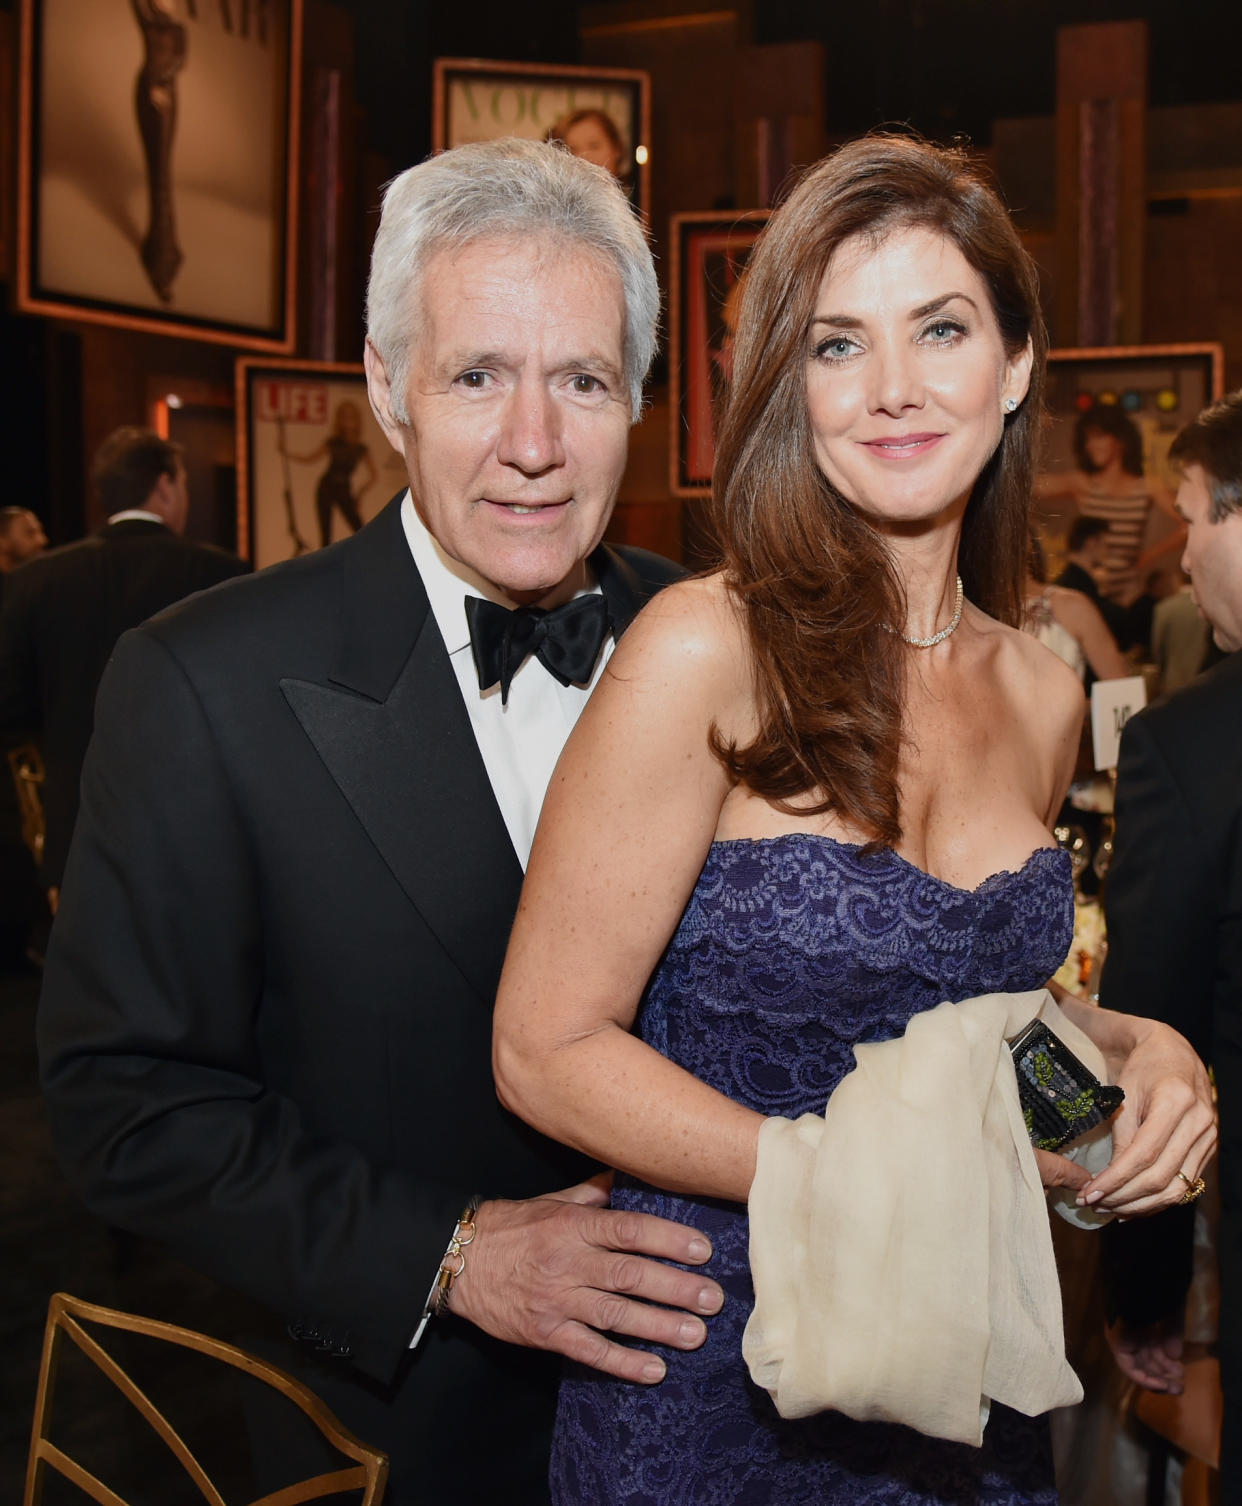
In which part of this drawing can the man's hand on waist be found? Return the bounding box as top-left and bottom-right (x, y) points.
(445, 1174), (723, 1383)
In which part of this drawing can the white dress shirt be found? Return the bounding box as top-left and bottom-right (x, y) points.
(401, 491), (618, 1346)
(401, 492), (614, 870)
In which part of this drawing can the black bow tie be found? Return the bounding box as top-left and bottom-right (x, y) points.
(465, 594), (612, 706)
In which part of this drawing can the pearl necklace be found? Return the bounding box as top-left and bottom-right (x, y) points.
(891, 575), (964, 648)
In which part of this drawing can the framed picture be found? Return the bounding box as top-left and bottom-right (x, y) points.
(236, 359), (407, 569)
(432, 57), (650, 219)
(1036, 343), (1225, 593)
(668, 210), (769, 498)
(17, 0), (302, 349)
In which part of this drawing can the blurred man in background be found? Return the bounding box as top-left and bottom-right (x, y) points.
(1102, 389), (1242, 1496)
(0, 426), (247, 900)
(0, 508), (48, 575)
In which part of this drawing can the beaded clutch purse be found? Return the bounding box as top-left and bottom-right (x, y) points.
(1009, 1018), (1125, 1153)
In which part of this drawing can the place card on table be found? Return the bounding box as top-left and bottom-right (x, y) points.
(1090, 676), (1148, 772)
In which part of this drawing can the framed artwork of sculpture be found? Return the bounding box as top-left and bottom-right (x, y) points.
(236, 358), (408, 568)
(668, 209), (769, 498)
(16, 0), (302, 349)
(432, 57), (651, 219)
(1035, 343), (1225, 588)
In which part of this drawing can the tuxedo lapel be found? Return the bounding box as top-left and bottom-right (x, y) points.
(592, 544), (652, 638)
(281, 497), (522, 1007)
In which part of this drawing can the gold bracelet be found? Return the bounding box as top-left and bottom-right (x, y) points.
(431, 1195), (481, 1317)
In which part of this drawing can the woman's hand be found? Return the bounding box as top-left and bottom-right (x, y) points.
(1062, 1002), (1217, 1218)
(1106, 1317), (1186, 1394)
(1032, 1147), (1091, 1194)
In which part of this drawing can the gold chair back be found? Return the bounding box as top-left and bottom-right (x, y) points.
(8, 741), (46, 860)
(24, 1291), (388, 1506)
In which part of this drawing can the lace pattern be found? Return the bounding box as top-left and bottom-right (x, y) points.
(551, 835), (1074, 1505)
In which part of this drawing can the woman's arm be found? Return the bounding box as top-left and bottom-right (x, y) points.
(1052, 589), (1131, 681)
(1148, 474), (1181, 522)
(1034, 468), (1086, 502)
(1036, 649), (1087, 828)
(1133, 527), (1188, 578)
(1033, 658), (1217, 1212)
(493, 578), (764, 1204)
(1133, 476), (1187, 573)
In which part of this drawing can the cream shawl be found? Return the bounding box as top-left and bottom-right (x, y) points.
(743, 989), (1115, 1445)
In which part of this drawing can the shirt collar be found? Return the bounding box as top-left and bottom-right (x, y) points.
(399, 491), (602, 656)
(401, 493), (513, 655)
(108, 509), (165, 526)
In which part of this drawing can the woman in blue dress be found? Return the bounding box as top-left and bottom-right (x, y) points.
(492, 135), (1216, 1505)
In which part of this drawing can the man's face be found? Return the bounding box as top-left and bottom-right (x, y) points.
(1177, 463), (1242, 653)
(367, 235), (632, 607)
(5, 511), (47, 565)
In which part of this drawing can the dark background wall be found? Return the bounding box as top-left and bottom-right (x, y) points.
(3, 0), (1241, 560)
(336, 0), (1242, 162)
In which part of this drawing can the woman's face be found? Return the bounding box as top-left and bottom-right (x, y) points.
(804, 225), (1031, 535)
(563, 116), (622, 177)
(1083, 426), (1120, 470)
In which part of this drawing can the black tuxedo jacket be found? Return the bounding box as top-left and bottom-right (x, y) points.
(1098, 649), (1242, 1483)
(0, 518), (248, 886)
(38, 495), (683, 1501)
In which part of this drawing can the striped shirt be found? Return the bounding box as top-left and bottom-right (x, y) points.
(1078, 482), (1150, 600)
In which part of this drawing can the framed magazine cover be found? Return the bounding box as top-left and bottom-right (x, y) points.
(17, 0), (302, 349)
(432, 57), (650, 219)
(668, 210), (769, 498)
(1036, 343), (1225, 588)
(236, 359), (407, 568)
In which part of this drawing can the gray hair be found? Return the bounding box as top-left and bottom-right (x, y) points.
(366, 137), (659, 423)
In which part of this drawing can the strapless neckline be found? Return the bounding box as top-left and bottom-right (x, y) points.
(554, 825), (1070, 1503)
(709, 829), (1064, 900)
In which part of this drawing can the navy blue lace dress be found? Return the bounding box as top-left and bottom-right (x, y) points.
(550, 834), (1075, 1506)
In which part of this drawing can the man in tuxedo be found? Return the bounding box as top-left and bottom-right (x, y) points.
(1101, 389), (1242, 1491)
(0, 427), (247, 897)
(38, 140), (721, 1502)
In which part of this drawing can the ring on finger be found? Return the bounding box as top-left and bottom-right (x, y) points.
(1176, 1169), (1206, 1205)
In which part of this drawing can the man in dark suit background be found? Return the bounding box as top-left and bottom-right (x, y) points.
(1055, 513), (1131, 650)
(0, 507), (48, 576)
(37, 140), (722, 1503)
(1101, 390), (1242, 1492)
(0, 427), (248, 898)
(0, 506), (48, 971)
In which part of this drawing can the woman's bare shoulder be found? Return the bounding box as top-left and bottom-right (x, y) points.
(614, 572), (748, 676)
(972, 614), (1084, 813)
(599, 572), (757, 744)
(976, 610), (1085, 721)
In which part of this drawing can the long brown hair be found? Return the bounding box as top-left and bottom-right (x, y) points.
(710, 133), (1047, 847)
